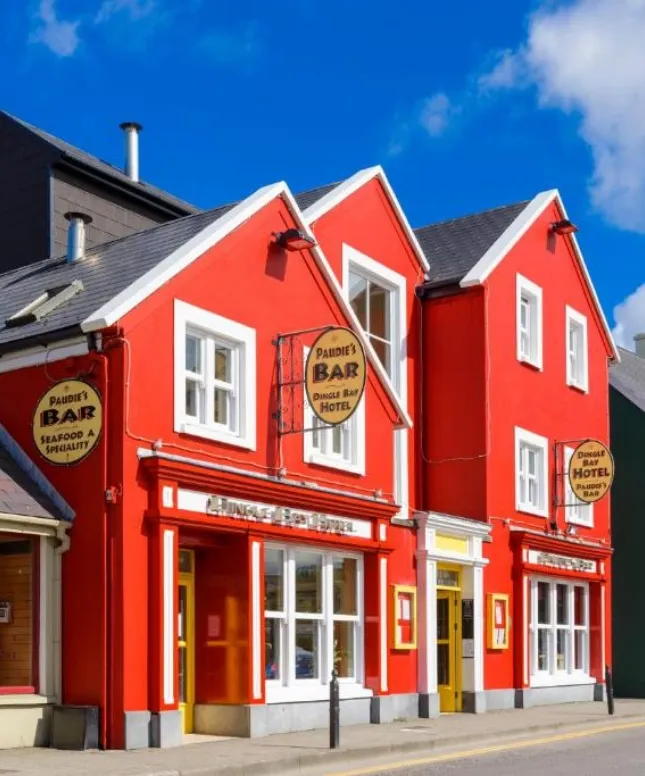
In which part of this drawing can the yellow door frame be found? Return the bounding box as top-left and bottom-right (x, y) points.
(178, 550), (195, 734)
(436, 564), (462, 713)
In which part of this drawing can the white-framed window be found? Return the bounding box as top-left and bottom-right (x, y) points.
(342, 244), (408, 517)
(530, 578), (590, 685)
(174, 300), (256, 450)
(303, 349), (366, 474)
(566, 306), (589, 392)
(264, 544), (364, 702)
(564, 446), (594, 527)
(516, 274), (543, 370)
(515, 427), (549, 517)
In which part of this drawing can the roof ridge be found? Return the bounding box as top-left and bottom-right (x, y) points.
(415, 199), (531, 232)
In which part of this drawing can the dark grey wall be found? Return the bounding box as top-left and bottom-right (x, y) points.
(0, 113), (52, 272)
(52, 169), (168, 257)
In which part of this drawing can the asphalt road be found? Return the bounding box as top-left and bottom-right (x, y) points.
(368, 727), (645, 775)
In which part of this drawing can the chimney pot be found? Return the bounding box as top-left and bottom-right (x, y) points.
(119, 121), (142, 182)
(64, 212), (92, 263)
(634, 333), (645, 358)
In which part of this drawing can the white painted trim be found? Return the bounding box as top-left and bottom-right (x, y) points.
(38, 538), (50, 698)
(523, 575), (529, 686)
(342, 244), (409, 516)
(473, 565), (484, 693)
(265, 683), (373, 704)
(418, 511), (493, 541)
(529, 674), (595, 688)
(563, 446), (594, 527)
(601, 585), (606, 673)
(565, 305), (589, 393)
(514, 426), (549, 518)
(417, 556), (438, 695)
(80, 179), (410, 429)
(0, 337), (88, 375)
(251, 541), (262, 700)
(516, 274), (543, 370)
(460, 189), (618, 362)
(163, 529), (175, 705)
(379, 556), (388, 692)
(0, 513), (64, 536)
(303, 165), (430, 273)
(174, 300), (257, 451)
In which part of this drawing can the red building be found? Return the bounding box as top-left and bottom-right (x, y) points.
(416, 190), (618, 713)
(0, 174), (427, 750)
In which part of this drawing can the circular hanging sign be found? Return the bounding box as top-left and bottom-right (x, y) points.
(567, 439), (615, 504)
(305, 327), (367, 426)
(32, 379), (103, 466)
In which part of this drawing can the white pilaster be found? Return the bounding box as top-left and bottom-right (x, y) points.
(473, 564), (484, 692)
(251, 540), (262, 699)
(163, 529), (175, 705)
(417, 555), (438, 694)
(380, 556), (388, 692)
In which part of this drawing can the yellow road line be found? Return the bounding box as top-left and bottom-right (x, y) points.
(329, 720), (645, 776)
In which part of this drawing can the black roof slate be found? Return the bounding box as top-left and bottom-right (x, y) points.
(294, 182), (339, 211)
(610, 347), (645, 414)
(415, 200), (530, 287)
(5, 112), (199, 216)
(0, 204), (234, 351)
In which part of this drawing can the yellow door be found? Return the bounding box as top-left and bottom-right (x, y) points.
(437, 590), (462, 712)
(178, 551), (195, 734)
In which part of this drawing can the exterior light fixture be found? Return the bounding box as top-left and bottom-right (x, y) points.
(273, 229), (317, 251)
(551, 219), (579, 236)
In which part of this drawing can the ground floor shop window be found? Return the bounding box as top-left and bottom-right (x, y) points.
(530, 577), (589, 684)
(264, 544), (362, 694)
(0, 534), (36, 692)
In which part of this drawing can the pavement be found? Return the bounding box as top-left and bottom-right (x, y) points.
(0, 700), (643, 776)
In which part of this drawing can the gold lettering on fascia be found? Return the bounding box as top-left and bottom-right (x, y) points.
(205, 496), (356, 535)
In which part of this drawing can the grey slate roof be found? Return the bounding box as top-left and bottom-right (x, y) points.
(415, 200), (531, 287)
(0, 204), (234, 352)
(0, 423), (74, 522)
(294, 182), (340, 211)
(610, 347), (645, 414)
(5, 112), (199, 216)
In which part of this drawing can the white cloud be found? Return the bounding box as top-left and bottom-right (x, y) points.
(612, 283), (645, 349)
(30, 0), (80, 57)
(198, 22), (261, 65)
(419, 92), (458, 137)
(478, 0), (645, 233)
(95, 0), (155, 24)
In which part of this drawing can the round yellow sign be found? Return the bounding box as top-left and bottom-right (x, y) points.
(568, 439), (614, 504)
(305, 327), (367, 426)
(32, 379), (103, 466)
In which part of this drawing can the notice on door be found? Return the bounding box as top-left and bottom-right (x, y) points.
(33, 379), (102, 465)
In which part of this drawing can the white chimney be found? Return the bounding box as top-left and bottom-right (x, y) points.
(120, 121), (142, 182)
(634, 333), (645, 358)
(64, 212), (92, 263)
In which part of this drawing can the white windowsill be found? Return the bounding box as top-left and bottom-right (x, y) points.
(529, 673), (595, 689)
(265, 682), (373, 704)
(178, 421), (256, 451)
(518, 355), (543, 371)
(0, 694), (54, 707)
(305, 452), (365, 476)
(566, 517), (594, 528)
(517, 503), (548, 519)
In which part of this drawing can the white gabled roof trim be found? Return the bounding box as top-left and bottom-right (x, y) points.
(303, 165), (430, 274)
(80, 180), (412, 428)
(459, 188), (619, 362)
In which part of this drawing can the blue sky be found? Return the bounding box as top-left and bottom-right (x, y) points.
(2, 0), (644, 346)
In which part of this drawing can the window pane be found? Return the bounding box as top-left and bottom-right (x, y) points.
(556, 584), (568, 625)
(185, 380), (198, 417)
(215, 345), (232, 383)
(574, 630), (586, 670)
(185, 334), (201, 373)
(295, 552), (322, 614)
(0, 537), (34, 688)
(264, 549), (284, 611)
(556, 629), (567, 671)
(368, 282), (390, 341)
(214, 388), (229, 426)
(537, 582), (550, 624)
(265, 618), (281, 680)
(527, 448), (537, 476)
(574, 587), (585, 626)
(537, 629), (550, 671)
(295, 620), (319, 679)
(348, 273), (368, 328)
(334, 621), (355, 679)
(331, 424), (343, 455)
(333, 557), (357, 615)
(437, 596), (449, 640)
(370, 337), (391, 375)
(437, 642), (449, 685)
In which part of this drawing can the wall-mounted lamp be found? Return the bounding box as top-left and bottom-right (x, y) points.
(273, 229), (317, 251)
(551, 219), (579, 236)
